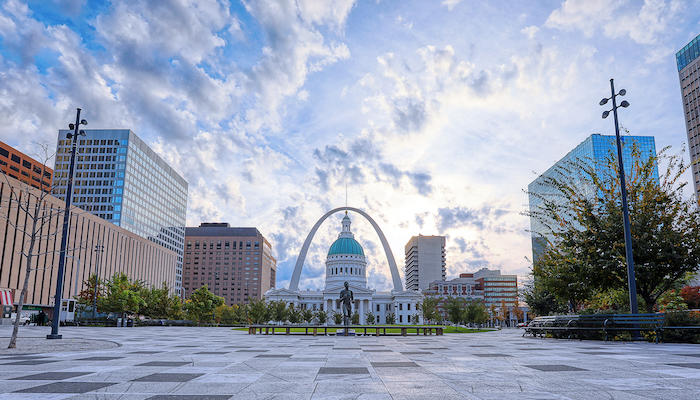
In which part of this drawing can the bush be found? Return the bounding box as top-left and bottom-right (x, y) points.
(663, 311), (700, 344)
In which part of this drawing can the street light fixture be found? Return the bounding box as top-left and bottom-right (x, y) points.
(47, 108), (87, 339)
(599, 79), (639, 316)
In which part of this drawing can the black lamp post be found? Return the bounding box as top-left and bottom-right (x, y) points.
(599, 79), (639, 315)
(47, 108), (87, 339)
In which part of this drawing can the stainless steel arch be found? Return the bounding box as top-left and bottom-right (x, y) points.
(288, 207), (403, 291)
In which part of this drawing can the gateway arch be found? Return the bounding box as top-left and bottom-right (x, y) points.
(288, 207), (404, 291)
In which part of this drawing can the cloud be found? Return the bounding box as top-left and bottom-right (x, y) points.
(436, 206), (511, 232)
(545, 0), (683, 46)
(441, 0), (463, 11)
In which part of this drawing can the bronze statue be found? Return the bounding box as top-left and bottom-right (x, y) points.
(339, 281), (353, 327)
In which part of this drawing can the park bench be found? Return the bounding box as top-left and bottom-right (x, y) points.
(524, 313), (665, 342)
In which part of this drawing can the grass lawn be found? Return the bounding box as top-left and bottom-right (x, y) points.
(234, 325), (493, 334)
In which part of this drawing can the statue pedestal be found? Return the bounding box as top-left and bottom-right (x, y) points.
(337, 328), (355, 336)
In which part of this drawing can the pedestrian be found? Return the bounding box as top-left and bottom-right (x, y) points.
(37, 310), (46, 326)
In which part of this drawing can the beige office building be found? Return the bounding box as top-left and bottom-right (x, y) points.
(404, 235), (446, 291)
(0, 174), (177, 309)
(183, 223), (276, 305)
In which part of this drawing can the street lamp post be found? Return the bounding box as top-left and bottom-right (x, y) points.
(92, 243), (104, 320)
(599, 79), (639, 315)
(47, 108), (87, 339)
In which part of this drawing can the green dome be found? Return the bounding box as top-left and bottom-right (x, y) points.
(328, 237), (364, 256)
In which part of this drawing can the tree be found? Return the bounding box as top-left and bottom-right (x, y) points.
(527, 146), (700, 313)
(287, 304), (301, 324)
(365, 312), (375, 325)
(385, 312), (396, 324)
(464, 300), (488, 326)
(351, 311), (360, 324)
(1, 144), (61, 348)
(215, 304), (244, 324)
(332, 311), (343, 325)
(420, 297), (439, 324)
(140, 282), (181, 319)
(247, 299), (269, 324)
(522, 281), (567, 316)
(270, 301), (288, 324)
(445, 297), (465, 324)
(316, 310), (327, 325)
(98, 273), (146, 326)
(76, 274), (103, 309)
(657, 289), (689, 312)
(184, 285), (224, 324)
(498, 300), (509, 326)
(680, 286), (700, 309)
(301, 308), (314, 324)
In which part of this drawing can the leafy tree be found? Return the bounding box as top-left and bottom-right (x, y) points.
(332, 311), (343, 325)
(527, 146), (700, 312)
(215, 304), (244, 324)
(270, 301), (288, 324)
(411, 313), (420, 325)
(657, 290), (689, 312)
(184, 285), (224, 324)
(140, 282), (181, 319)
(365, 312), (375, 325)
(351, 311), (360, 324)
(247, 299), (269, 324)
(680, 286), (700, 309)
(98, 273), (146, 326)
(301, 308), (314, 323)
(316, 310), (327, 324)
(522, 281), (567, 316)
(464, 301), (488, 325)
(385, 312), (396, 324)
(444, 297), (465, 324)
(287, 304), (301, 324)
(76, 274), (103, 308)
(420, 297), (439, 324)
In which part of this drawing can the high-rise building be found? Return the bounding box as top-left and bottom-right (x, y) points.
(404, 235), (446, 291)
(0, 174), (177, 311)
(677, 33), (700, 200)
(0, 141), (53, 193)
(52, 129), (188, 294)
(528, 134), (659, 262)
(183, 223), (276, 305)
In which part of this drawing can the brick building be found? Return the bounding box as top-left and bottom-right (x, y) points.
(0, 141), (52, 193)
(183, 223), (276, 305)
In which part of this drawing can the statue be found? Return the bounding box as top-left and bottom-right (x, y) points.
(339, 281), (354, 329)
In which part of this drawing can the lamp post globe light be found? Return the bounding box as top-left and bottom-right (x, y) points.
(599, 79), (638, 315)
(47, 108), (87, 339)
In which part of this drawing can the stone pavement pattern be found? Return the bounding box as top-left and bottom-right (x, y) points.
(1, 326), (700, 399)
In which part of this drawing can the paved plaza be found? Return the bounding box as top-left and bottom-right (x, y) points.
(0, 326), (699, 399)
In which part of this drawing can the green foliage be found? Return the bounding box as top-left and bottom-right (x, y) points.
(522, 281), (567, 316)
(365, 312), (375, 325)
(332, 311), (343, 325)
(301, 308), (314, 323)
(287, 304), (301, 324)
(214, 304), (245, 324)
(185, 286), (224, 324)
(385, 312), (396, 324)
(420, 297), (439, 324)
(351, 310), (360, 324)
(139, 282), (183, 319)
(657, 290), (689, 312)
(663, 311), (700, 343)
(527, 146), (700, 312)
(247, 299), (269, 324)
(445, 297), (466, 324)
(98, 273), (145, 317)
(411, 313), (420, 324)
(270, 301), (288, 323)
(76, 274), (103, 307)
(464, 301), (489, 325)
(316, 310), (327, 324)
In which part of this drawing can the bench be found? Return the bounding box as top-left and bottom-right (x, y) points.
(524, 313), (664, 342)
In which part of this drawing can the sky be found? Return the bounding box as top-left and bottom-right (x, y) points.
(1, 0), (699, 292)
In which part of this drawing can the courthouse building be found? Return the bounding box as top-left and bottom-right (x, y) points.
(265, 211), (423, 324)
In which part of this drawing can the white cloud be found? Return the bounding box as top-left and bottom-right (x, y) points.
(441, 0), (463, 11)
(521, 25), (539, 39)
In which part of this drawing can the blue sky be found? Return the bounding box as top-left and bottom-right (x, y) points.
(1, 0), (699, 291)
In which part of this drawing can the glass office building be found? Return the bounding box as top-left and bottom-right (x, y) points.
(53, 129), (188, 294)
(676, 33), (700, 201)
(528, 134), (659, 262)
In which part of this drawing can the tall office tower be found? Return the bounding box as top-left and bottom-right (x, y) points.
(183, 223), (277, 305)
(0, 141), (53, 192)
(53, 129), (188, 294)
(677, 33), (700, 200)
(404, 235), (446, 291)
(528, 134), (659, 263)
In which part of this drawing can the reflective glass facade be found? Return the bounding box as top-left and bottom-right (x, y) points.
(528, 134), (659, 262)
(677, 33), (700, 200)
(53, 129), (188, 294)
